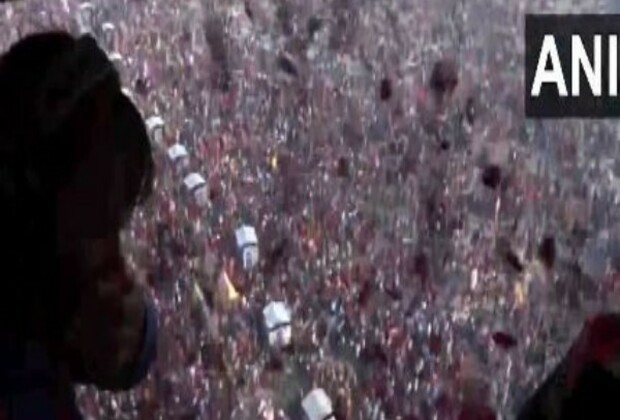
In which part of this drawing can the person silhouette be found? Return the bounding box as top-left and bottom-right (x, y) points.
(0, 31), (157, 418)
(518, 312), (620, 420)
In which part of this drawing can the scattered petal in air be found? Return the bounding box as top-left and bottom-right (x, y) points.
(379, 77), (392, 101)
(430, 58), (458, 95)
(537, 236), (556, 270)
(244, 1), (254, 20)
(134, 78), (149, 96)
(481, 165), (502, 189)
(412, 252), (430, 284)
(496, 238), (525, 273)
(384, 285), (402, 301)
(492, 331), (518, 350)
(336, 156), (350, 178)
(307, 16), (323, 38)
(504, 249), (524, 273)
(358, 281), (373, 307)
(464, 96), (476, 125)
(429, 332), (442, 355)
(277, 53), (298, 77)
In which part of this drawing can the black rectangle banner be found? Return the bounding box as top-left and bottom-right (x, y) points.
(525, 14), (620, 118)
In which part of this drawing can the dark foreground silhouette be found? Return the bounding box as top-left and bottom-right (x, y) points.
(518, 313), (620, 420)
(0, 31), (156, 419)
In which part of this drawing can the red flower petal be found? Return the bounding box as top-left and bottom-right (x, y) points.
(491, 331), (517, 350)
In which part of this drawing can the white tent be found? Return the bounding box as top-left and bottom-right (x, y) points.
(183, 173), (208, 206)
(77, 2), (95, 33)
(146, 116), (165, 145)
(183, 172), (206, 191)
(101, 22), (116, 48)
(108, 52), (123, 65)
(102, 22), (115, 32)
(302, 389), (334, 420)
(167, 144), (189, 162)
(79, 2), (94, 11)
(146, 116), (164, 131)
(263, 301), (292, 347)
(193, 186), (209, 206)
(235, 225), (258, 248)
(235, 225), (259, 269)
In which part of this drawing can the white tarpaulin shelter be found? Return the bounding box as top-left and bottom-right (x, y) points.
(302, 389), (334, 420)
(101, 22), (116, 47)
(146, 116), (165, 145)
(235, 225), (259, 269)
(78, 3), (95, 33)
(167, 144), (189, 162)
(108, 52), (123, 66)
(79, 2), (94, 12)
(262, 301), (292, 347)
(102, 22), (115, 32)
(183, 172), (206, 190)
(183, 173), (208, 206)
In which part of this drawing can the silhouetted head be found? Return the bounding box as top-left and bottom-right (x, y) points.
(0, 31), (154, 342)
(430, 58), (458, 97)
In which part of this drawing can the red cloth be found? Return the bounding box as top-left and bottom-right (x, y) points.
(567, 313), (620, 389)
(458, 403), (496, 420)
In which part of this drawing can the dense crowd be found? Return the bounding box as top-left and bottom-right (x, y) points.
(2, 0), (620, 418)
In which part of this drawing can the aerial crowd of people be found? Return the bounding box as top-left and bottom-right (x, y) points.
(2, 0), (620, 418)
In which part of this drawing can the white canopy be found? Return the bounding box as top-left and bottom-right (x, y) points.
(102, 22), (115, 31)
(146, 116), (164, 131)
(108, 52), (123, 63)
(183, 173), (206, 191)
(146, 116), (164, 145)
(263, 301), (292, 347)
(235, 225), (258, 249)
(77, 2), (95, 33)
(262, 301), (291, 331)
(79, 2), (94, 11)
(302, 389), (333, 420)
(167, 144), (189, 161)
(235, 225), (259, 269)
(194, 185), (209, 206)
